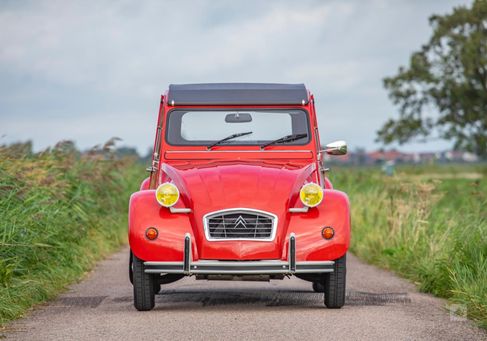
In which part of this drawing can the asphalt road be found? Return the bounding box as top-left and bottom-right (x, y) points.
(3, 247), (486, 341)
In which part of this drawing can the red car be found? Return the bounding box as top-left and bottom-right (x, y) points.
(129, 83), (350, 311)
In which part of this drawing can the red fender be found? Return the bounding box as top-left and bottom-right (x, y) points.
(285, 189), (350, 261)
(128, 190), (198, 262)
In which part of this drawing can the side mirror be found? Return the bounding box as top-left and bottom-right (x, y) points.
(323, 140), (347, 155)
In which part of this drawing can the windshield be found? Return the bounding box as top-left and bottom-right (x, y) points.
(166, 109), (310, 147)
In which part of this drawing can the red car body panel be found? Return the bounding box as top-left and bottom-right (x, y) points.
(129, 87), (350, 267)
(129, 186), (350, 262)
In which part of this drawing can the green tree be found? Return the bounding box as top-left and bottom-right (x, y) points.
(378, 0), (487, 158)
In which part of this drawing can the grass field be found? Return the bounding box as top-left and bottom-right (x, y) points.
(0, 141), (143, 325)
(329, 163), (487, 328)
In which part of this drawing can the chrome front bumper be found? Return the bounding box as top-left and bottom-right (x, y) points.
(144, 233), (335, 275)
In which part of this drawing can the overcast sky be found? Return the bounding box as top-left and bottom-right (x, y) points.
(0, 0), (471, 154)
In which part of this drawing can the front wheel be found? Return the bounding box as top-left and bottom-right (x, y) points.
(132, 254), (155, 311)
(324, 254), (346, 308)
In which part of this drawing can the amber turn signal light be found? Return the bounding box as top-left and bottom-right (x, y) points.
(322, 227), (334, 240)
(145, 227), (159, 240)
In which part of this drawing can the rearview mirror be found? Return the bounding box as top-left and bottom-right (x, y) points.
(323, 140), (347, 155)
(225, 113), (252, 123)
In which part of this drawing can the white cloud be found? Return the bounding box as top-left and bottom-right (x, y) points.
(0, 0), (470, 153)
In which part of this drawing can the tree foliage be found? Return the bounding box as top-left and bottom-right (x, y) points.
(378, 0), (487, 157)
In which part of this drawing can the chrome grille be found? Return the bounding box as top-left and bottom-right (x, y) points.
(204, 209), (277, 241)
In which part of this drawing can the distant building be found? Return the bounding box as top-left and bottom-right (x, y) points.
(366, 150), (414, 164)
(324, 148), (480, 165)
(444, 151), (479, 163)
(415, 152), (439, 164)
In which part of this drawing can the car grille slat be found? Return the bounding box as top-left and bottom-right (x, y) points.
(205, 210), (276, 240)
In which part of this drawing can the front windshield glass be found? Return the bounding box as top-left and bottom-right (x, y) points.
(166, 109), (310, 146)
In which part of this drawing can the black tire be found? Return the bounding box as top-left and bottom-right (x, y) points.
(324, 254), (346, 308)
(312, 281), (325, 292)
(129, 251), (133, 285)
(132, 254), (155, 311)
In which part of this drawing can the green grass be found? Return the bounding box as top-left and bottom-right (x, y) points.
(0, 141), (143, 325)
(329, 164), (487, 329)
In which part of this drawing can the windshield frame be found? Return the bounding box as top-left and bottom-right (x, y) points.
(164, 108), (311, 148)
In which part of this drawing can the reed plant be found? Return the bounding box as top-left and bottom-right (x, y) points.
(330, 164), (487, 328)
(0, 140), (143, 325)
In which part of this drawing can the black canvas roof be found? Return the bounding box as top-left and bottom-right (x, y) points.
(167, 83), (309, 105)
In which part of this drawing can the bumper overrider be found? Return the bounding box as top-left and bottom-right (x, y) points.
(144, 233), (335, 275)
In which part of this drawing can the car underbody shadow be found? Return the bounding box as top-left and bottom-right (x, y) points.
(144, 288), (411, 308)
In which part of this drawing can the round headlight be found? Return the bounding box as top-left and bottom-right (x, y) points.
(299, 183), (323, 207)
(155, 183), (179, 207)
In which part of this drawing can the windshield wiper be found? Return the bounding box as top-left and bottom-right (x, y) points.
(207, 131), (253, 150)
(260, 133), (307, 149)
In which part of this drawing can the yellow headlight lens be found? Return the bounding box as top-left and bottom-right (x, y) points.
(299, 183), (324, 207)
(155, 183), (179, 207)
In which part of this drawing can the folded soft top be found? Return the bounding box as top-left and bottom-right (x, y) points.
(167, 83), (309, 105)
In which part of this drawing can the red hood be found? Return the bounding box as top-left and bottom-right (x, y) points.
(160, 161), (317, 260)
(162, 161), (316, 212)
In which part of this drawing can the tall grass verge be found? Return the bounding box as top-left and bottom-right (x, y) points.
(0, 141), (143, 325)
(330, 164), (487, 328)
